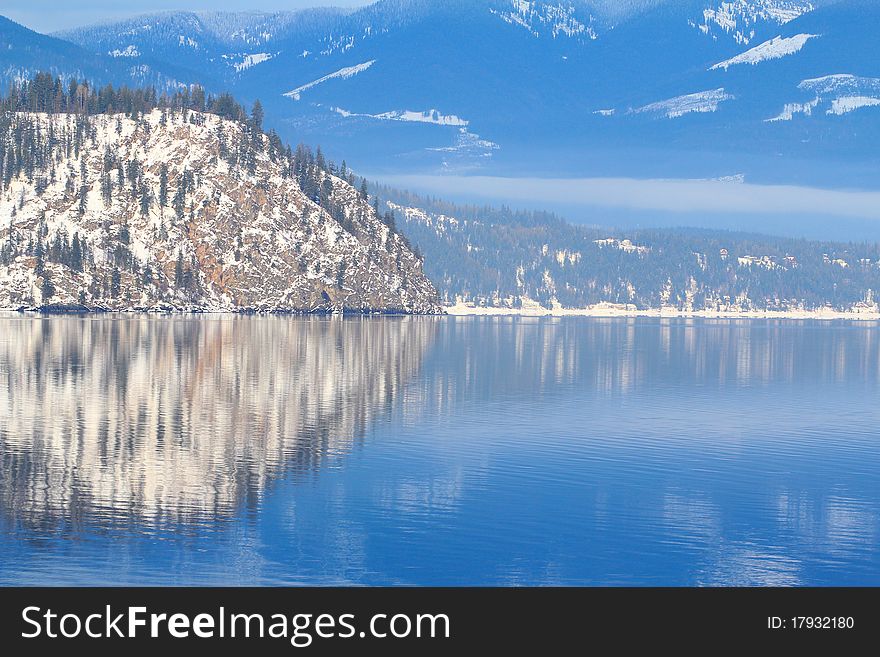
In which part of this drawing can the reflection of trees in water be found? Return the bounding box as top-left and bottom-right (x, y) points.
(2, 315), (878, 532)
(414, 318), (880, 411)
(0, 315), (437, 528)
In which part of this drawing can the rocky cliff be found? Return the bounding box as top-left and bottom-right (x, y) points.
(0, 108), (441, 313)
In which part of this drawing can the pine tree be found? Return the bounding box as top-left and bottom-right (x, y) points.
(159, 164), (168, 208)
(173, 171), (187, 219)
(34, 239), (45, 276)
(139, 184), (151, 216)
(110, 267), (121, 298)
(71, 233), (83, 272)
(101, 171), (112, 206)
(40, 272), (55, 302)
(78, 157), (88, 214)
(174, 251), (185, 288)
(251, 100), (264, 132)
(383, 210), (397, 232)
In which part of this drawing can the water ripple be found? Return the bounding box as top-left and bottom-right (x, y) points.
(1, 315), (879, 585)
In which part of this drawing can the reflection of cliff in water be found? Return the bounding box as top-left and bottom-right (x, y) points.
(0, 315), (437, 528)
(3, 315), (878, 529)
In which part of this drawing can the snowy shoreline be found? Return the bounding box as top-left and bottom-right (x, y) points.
(4, 304), (880, 322)
(444, 301), (880, 321)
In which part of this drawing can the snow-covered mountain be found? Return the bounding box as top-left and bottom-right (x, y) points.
(0, 15), (116, 87)
(0, 104), (440, 313)
(1, 0), (876, 186)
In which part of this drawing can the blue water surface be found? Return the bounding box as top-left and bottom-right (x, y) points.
(1, 315), (878, 586)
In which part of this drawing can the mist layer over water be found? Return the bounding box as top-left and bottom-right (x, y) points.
(377, 175), (880, 241)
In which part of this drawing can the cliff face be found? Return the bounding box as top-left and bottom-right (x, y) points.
(0, 109), (441, 313)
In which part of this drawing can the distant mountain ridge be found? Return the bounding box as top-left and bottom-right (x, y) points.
(1, 0), (877, 186)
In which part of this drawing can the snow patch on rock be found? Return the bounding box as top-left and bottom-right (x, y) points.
(333, 107), (469, 127)
(109, 45), (140, 58)
(827, 96), (880, 116)
(710, 33), (818, 70)
(634, 88), (735, 119)
(284, 60), (376, 100)
(769, 74), (880, 120)
(224, 52), (277, 72)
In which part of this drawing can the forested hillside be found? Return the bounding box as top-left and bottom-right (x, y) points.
(377, 185), (880, 313)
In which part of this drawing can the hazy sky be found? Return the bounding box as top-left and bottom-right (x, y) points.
(2, 1), (371, 34)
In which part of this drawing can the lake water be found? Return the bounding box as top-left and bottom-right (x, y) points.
(1, 314), (879, 586)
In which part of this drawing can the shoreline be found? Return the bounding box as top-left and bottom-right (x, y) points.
(0, 304), (438, 317)
(3, 305), (880, 322)
(444, 302), (880, 321)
